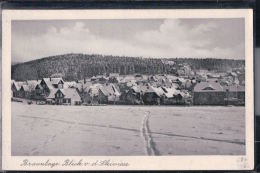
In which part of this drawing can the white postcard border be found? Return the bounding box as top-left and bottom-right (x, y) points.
(2, 9), (254, 170)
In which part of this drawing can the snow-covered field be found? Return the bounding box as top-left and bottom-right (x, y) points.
(11, 102), (245, 156)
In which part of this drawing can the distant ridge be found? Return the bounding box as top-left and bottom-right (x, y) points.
(11, 53), (245, 81)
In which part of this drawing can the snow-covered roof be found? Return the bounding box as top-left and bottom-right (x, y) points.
(109, 73), (120, 77)
(35, 84), (43, 90)
(194, 81), (224, 92)
(50, 78), (64, 85)
(134, 84), (164, 97)
(152, 87), (165, 96)
(64, 81), (77, 88)
(42, 78), (64, 89)
(58, 88), (81, 101)
(26, 80), (40, 90)
(99, 83), (120, 97)
(20, 84), (30, 92)
(12, 81), (25, 90)
(138, 84), (155, 93)
(161, 87), (180, 98)
(87, 84), (102, 97)
(47, 88), (58, 99)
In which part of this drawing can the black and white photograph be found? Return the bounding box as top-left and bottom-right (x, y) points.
(2, 9), (254, 170)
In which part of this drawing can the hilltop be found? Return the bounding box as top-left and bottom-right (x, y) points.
(11, 53), (245, 81)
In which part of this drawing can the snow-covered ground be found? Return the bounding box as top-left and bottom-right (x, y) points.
(11, 102), (245, 156)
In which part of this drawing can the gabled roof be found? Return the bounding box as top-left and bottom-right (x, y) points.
(47, 88), (58, 99)
(35, 84), (43, 90)
(99, 83), (120, 97)
(194, 81), (224, 92)
(42, 78), (54, 90)
(42, 78), (64, 89)
(26, 80), (40, 85)
(12, 81), (25, 90)
(152, 87), (165, 96)
(20, 84), (30, 92)
(161, 87), (180, 98)
(64, 81), (77, 88)
(26, 80), (40, 90)
(86, 84), (102, 97)
(136, 84), (163, 96)
(58, 88), (81, 101)
(138, 84), (155, 93)
(50, 78), (64, 85)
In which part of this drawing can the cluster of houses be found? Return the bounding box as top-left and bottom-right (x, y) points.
(11, 66), (245, 106)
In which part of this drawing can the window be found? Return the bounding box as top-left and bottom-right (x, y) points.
(202, 87), (215, 91)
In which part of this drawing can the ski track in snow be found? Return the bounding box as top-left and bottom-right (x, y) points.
(141, 111), (159, 156)
(18, 113), (244, 156)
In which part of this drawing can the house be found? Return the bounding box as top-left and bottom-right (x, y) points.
(19, 84), (33, 99)
(98, 83), (121, 104)
(34, 84), (45, 101)
(39, 77), (64, 97)
(161, 87), (179, 105)
(54, 88), (81, 105)
(26, 80), (41, 99)
(160, 87), (191, 105)
(225, 85), (245, 105)
(11, 79), (39, 100)
(41, 77), (64, 91)
(193, 81), (225, 105)
(11, 81), (25, 97)
(179, 90), (192, 105)
(124, 85), (143, 105)
(139, 84), (162, 105)
(46, 89), (58, 104)
(150, 75), (172, 88)
(175, 78), (192, 89)
(81, 84), (102, 104)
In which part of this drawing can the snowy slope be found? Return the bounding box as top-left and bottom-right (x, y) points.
(11, 102), (245, 156)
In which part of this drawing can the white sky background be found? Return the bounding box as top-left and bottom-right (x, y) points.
(12, 18), (245, 62)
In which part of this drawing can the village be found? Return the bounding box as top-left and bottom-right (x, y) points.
(11, 63), (245, 106)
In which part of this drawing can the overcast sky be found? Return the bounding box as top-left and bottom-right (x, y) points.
(12, 18), (245, 62)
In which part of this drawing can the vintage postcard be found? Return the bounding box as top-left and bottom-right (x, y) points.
(2, 9), (254, 170)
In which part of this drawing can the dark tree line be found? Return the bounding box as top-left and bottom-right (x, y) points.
(11, 53), (245, 81)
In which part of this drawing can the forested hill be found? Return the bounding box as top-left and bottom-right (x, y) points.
(11, 53), (245, 81)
